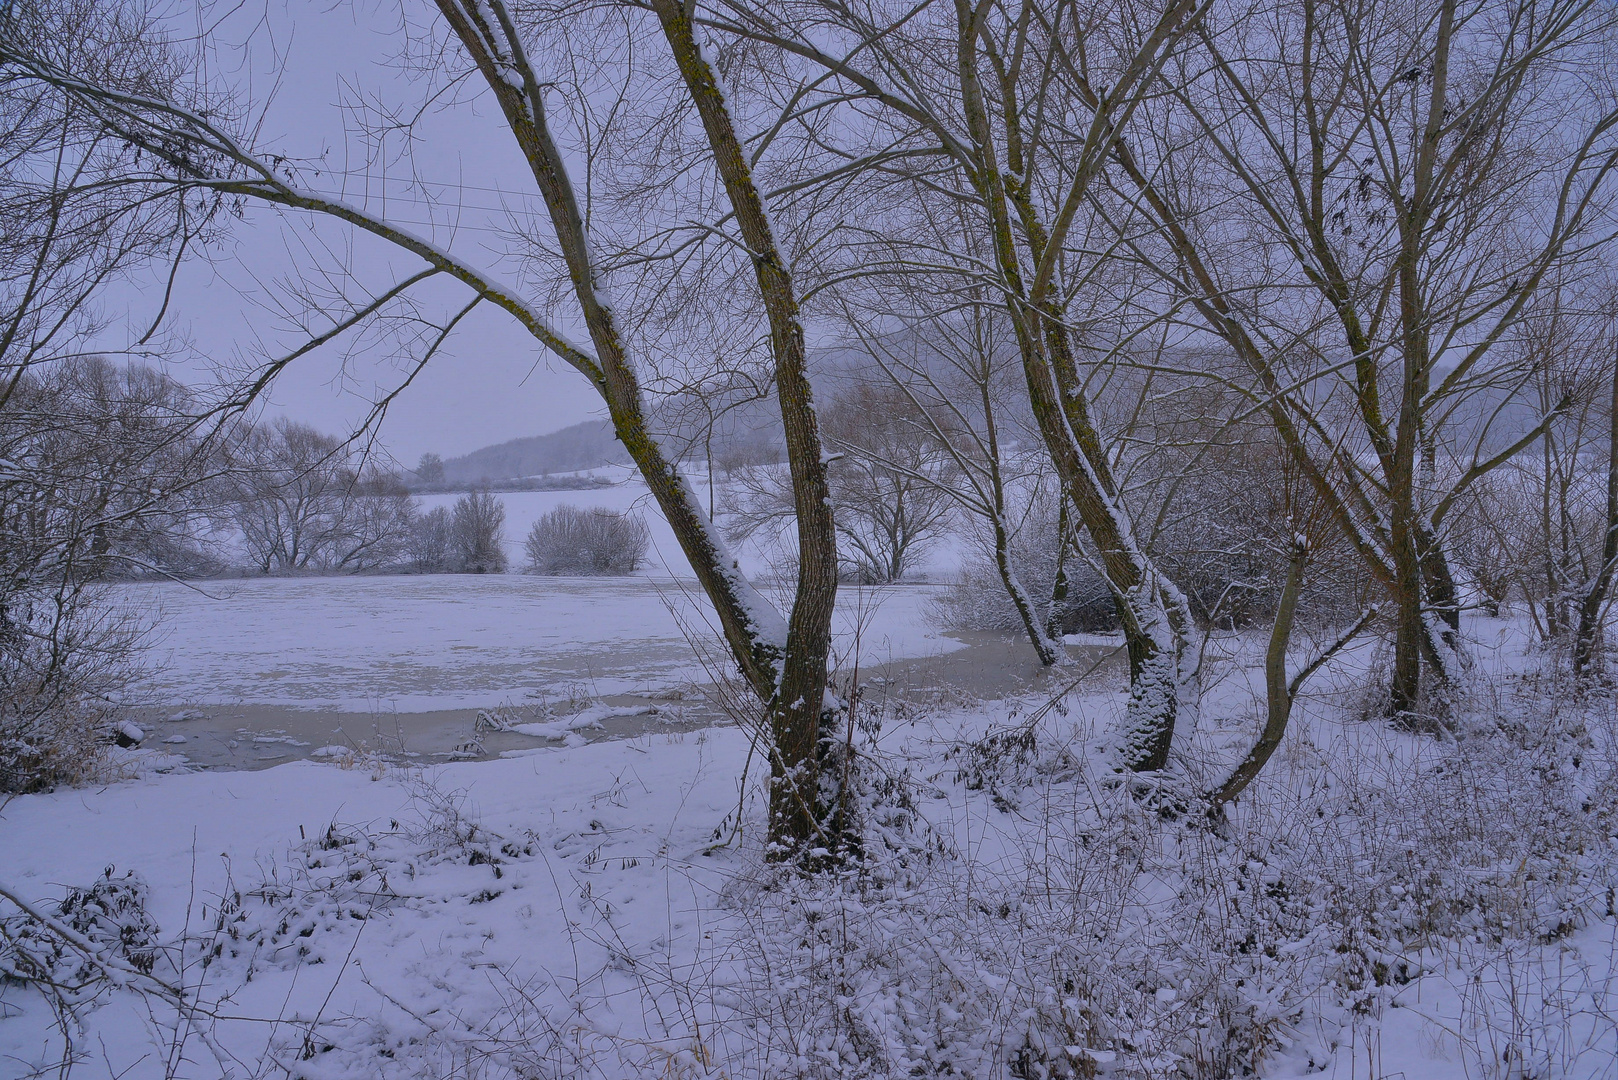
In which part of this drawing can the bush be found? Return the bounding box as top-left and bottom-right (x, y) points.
(408, 505), (453, 572)
(0, 589), (142, 792)
(525, 505), (650, 575)
(451, 490), (507, 573)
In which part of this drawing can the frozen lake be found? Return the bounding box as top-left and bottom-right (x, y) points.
(106, 481), (1041, 770)
(106, 573), (1044, 769)
(123, 574), (963, 713)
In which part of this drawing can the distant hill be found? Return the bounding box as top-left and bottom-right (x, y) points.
(431, 341), (945, 486)
(440, 420), (630, 484)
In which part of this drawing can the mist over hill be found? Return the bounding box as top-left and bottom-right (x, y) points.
(439, 420), (631, 484)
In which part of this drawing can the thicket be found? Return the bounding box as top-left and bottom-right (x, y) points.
(0, 359), (216, 791)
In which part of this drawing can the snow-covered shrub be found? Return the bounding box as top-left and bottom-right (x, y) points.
(408, 504), (453, 571)
(0, 588), (146, 792)
(525, 504), (649, 575)
(705, 655), (1618, 1080)
(0, 867), (160, 1010)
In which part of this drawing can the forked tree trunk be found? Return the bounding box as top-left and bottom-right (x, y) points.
(427, 0), (791, 694)
(15, 0), (840, 854)
(953, 0), (1190, 769)
(429, 0), (839, 858)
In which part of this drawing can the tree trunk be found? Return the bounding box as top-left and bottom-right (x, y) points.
(1574, 350), (1618, 677)
(428, 0), (794, 708)
(651, 0), (841, 859)
(1418, 524), (1462, 644)
(1046, 498), (1072, 643)
(995, 511), (1061, 668)
(975, 337), (1062, 668)
(1212, 538), (1306, 807)
(952, 0), (1187, 767)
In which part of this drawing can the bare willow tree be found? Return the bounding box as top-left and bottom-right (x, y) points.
(0, 0), (849, 855)
(724, 380), (958, 583)
(1102, 0), (1618, 720)
(835, 295), (1070, 664)
(1456, 292), (1618, 671)
(1574, 322), (1618, 676)
(229, 419), (415, 573)
(694, 0), (1210, 770)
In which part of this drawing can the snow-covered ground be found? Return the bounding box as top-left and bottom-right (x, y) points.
(0, 728), (755, 1079)
(121, 575), (962, 713)
(3, 616), (1614, 1079)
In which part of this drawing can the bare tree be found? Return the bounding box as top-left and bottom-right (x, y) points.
(414, 453), (446, 486)
(1453, 295), (1618, 670)
(725, 381), (957, 584)
(695, 0), (1210, 769)
(0, 357), (217, 790)
(834, 298), (1068, 664)
(821, 383), (958, 584)
(0, 0), (228, 790)
(408, 505), (454, 573)
(0, 0), (850, 854)
(229, 419), (415, 574)
(1104, 0), (1618, 721)
(450, 490), (508, 574)
(1573, 328), (1618, 677)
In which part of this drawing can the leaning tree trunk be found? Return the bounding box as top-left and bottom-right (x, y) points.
(429, 0), (792, 704)
(1574, 350), (1618, 678)
(1212, 538), (1307, 807)
(977, 351), (1063, 667)
(952, 0), (1189, 768)
(652, 0), (841, 860)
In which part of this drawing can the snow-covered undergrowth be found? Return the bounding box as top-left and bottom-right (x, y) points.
(2, 633), (1615, 1079)
(698, 658), (1618, 1080)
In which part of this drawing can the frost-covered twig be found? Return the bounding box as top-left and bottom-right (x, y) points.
(0, 878), (239, 1076)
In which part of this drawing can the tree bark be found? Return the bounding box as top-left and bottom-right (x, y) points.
(650, 0), (841, 858)
(1574, 346), (1618, 677)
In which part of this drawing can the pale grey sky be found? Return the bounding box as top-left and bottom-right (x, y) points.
(105, 0), (608, 464)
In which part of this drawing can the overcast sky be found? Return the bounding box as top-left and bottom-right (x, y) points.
(102, 0), (610, 465)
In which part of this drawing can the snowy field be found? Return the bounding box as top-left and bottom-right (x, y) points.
(123, 573), (962, 713)
(416, 479), (972, 583)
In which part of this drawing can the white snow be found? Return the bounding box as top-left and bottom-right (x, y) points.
(120, 574), (961, 712)
(0, 729), (757, 1079)
(3, 605), (1611, 1080)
